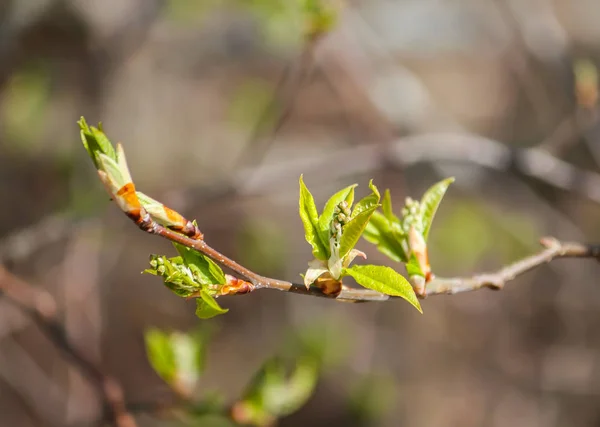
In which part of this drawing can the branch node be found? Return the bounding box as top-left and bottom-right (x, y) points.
(539, 236), (560, 249)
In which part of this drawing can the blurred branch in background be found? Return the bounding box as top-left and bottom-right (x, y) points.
(0, 266), (137, 427)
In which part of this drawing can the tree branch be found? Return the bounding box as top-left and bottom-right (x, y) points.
(0, 266), (137, 427)
(134, 215), (599, 302)
(226, 130), (600, 205)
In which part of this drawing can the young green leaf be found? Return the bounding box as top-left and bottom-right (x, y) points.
(338, 205), (379, 259)
(173, 243), (225, 285)
(97, 154), (127, 188)
(299, 175), (328, 260)
(420, 177), (454, 240)
(235, 355), (320, 425)
(144, 329), (177, 385)
(343, 265), (421, 313)
(143, 255), (200, 297)
(405, 255), (424, 278)
(271, 356), (319, 416)
(351, 180), (381, 218)
(196, 291), (229, 319)
(144, 328), (208, 396)
(317, 183), (357, 246)
(78, 116), (116, 168)
(170, 331), (206, 395)
(382, 189), (398, 222)
(363, 212), (407, 262)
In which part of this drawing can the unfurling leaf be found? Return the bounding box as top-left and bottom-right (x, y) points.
(338, 205), (379, 259)
(363, 212), (407, 262)
(420, 177), (454, 240)
(232, 355), (320, 426)
(145, 329), (177, 385)
(144, 255), (201, 297)
(173, 243), (225, 286)
(351, 180), (380, 218)
(196, 291), (228, 319)
(144, 328), (208, 396)
(78, 117), (116, 168)
(299, 175), (328, 260)
(317, 183), (357, 248)
(343, 265), (421, 313)
(382, 189), (398, 223)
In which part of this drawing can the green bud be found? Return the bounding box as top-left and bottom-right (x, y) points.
(337, 213), (348, 224)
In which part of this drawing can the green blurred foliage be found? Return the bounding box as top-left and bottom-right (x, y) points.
(165, 0), (221, 25)
(227, 79), (278, 133)
(165, 0), (340, 47)
(430, 200), (539, 274)
(144, 328), (209, 397)
(2, 63), (52, 151)
(347, 373), (397, 425)
(237, 218), (288, 277)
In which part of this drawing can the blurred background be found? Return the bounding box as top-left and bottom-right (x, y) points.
(1, 0), (600, 426)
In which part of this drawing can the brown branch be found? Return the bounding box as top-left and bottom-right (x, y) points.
(133, 211), (599, 302)
(0, 266), (137, 427)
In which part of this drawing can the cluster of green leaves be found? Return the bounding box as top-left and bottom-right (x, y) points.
(79, 117), (232, 320)
(145, 327), (327, 426)
(299, 177), (422, 312)
(144, 243), (229, 319)
(79, 116), (453, 319)
(363, 178), (454, 279)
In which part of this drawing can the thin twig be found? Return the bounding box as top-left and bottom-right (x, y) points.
(234, 37), (321, 172)
(0, 266), (137, 427)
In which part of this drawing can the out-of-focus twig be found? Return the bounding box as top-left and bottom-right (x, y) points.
(0, 266), (137, 427)
(234, 36), (322, 173)
(537, 108), (600, 156)
(230, 133), (600, 205)
(0, 214), (76, 264)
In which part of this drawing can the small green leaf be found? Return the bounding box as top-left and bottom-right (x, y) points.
(78, 117), (117, 168)
(343, 265), (421, 313)
(405, 254), (424, 278)
(144, 329), (177, 384)
(97, 153), (127, 188)
(90, 126), (115, 160)
(170, 331), (206, 394)
(238, 355), (320, 422)
(144, 328), (208, 395)
(317, 183), (357, 246)
(272, 356), (319, 416)
(420, 177), (454, 240)
(351, 180), (380, 218)
(196, 291), (228, 319)
(339, 205), (379, 259)
(173, 243), (225, 285)
(363, 212), (407, 262)
(143, 255), (200, 297)
(382, 189), (398, 222)
(299, 175), (328, 260)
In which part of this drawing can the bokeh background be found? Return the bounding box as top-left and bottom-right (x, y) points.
(1, 0), (600, 426)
